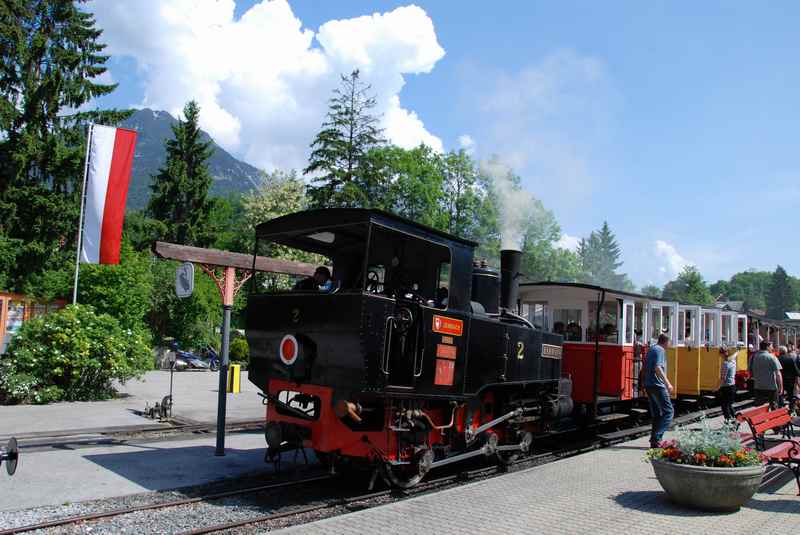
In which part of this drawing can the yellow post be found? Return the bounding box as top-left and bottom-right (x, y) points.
(227, 364), (241, 393)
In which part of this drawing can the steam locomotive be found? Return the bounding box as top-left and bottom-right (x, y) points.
(246, 209), (572, 487)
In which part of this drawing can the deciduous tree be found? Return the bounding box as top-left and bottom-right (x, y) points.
(662, 266), (714, 305)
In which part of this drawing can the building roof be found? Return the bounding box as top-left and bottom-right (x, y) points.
(785, 311), (800, 320)
(714, 300), (745, 312)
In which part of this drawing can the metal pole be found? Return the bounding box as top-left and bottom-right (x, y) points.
(592, 289), (605, 420)
(72, 124), (94, 304)
(215, 303), (232, 456)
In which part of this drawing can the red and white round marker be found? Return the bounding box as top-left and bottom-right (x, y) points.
(279, 334), (299, 365)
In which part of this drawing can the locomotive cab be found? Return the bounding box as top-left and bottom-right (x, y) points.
(247, 209), (571, 487)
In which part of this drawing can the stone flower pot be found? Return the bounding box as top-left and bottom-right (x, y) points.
(651, 458), (765, 512)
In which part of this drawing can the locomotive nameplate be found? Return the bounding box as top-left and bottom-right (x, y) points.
(436, 343), (457, 360)
(432, 315), (463, 336)
(541, 344), (563, 359)
(434, 358), (455, 385)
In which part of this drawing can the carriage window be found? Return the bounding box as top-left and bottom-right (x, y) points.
(528, 302), (549, 331)
(737, 317), (746, 344)
(553, 309), (582, 341)
(677, 310), (686, 342)
(588, 301), (619, 343)
(683, 309), (695, 343)
(634, 303), (645, 343)
(703, 312), (716, 344)
(721, 315), (731, 344)
(650, 307), (662, 340)
(624, 303), (635, 345)
(662, 306), (672, 337)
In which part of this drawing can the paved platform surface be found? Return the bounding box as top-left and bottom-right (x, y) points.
(0, 431), (275, 511)
(0, 370), (264, 437)
(277, 430), (800, 535)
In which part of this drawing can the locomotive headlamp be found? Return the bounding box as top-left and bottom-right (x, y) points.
(279, 334), (299, 365)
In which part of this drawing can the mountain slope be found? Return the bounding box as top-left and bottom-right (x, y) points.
(121, 109), (261, 210)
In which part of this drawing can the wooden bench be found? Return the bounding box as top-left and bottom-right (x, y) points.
(739, 406), (800, 495)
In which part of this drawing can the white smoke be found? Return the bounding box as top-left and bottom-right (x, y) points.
(481, 158), (533, 251)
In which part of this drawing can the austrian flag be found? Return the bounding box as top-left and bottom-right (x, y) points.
(80, 125), (137, 264)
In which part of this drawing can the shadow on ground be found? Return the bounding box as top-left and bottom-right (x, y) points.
(84, 444), (281, 491)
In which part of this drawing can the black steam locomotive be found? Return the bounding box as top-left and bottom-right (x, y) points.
(247, 209), (572, 487)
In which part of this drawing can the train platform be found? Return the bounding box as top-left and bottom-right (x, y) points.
(0, 369), (264, 439)
(0, 430), (281, 512)
(277, 424), (800, 535)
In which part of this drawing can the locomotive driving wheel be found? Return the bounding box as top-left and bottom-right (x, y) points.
(496, 431), (532, 466)
(381, 447), (433, 489)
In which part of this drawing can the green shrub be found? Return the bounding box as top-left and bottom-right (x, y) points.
(0, 304), (152, 404)
(229, 336), (249, 365)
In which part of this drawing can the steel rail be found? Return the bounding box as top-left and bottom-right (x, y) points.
(0, 475), (331, 535)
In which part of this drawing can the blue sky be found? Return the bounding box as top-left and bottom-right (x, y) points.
(88, 1), (800, 288)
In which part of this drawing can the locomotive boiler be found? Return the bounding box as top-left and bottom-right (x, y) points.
(246, 208), (572, 487)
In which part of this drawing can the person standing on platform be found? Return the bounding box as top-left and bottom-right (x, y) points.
(644, 333), (675, 448)
(778, 345), (800, 413)
(717, 345), (737, 421)
(751, 341), (783, 409)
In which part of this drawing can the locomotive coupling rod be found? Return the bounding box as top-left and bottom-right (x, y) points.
(428, 444), (497, 469)
(467, 408), (523, 441)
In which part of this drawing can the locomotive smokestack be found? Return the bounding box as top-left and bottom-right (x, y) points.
(500, 249), (522, 313)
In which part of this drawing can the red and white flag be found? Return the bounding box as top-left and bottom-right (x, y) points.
(80, 125), (137, 265)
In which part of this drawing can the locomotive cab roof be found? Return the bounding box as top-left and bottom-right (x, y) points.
(255, 208), (477, 255)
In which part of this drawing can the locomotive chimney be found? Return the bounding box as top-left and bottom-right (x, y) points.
(500, 249), (522, 313)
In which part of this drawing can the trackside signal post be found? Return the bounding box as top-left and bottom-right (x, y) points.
(152, 241), (316, 456)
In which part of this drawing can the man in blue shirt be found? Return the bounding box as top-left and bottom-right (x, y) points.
(644, 333), (675, 448)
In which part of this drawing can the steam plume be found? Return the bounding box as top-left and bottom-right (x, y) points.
(481, 158), (533, 251)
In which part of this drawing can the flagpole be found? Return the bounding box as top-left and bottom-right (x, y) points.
(72, 123), (94, 305)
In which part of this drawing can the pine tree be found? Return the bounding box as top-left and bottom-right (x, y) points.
(304, 70), (385, 208)
(577, 221), (632, 290)
(147, 101), (214, 246)
(766, 265), (795, 319)
(0, 0), (129, 291)
(0, 0), (128, 192)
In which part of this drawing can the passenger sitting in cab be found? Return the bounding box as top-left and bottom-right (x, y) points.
(434, 287), (449, 308)
(293, 266), (334, 292)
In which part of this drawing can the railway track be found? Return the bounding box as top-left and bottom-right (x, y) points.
(3, 418), (266, 453)
(2, 402), (748, 535)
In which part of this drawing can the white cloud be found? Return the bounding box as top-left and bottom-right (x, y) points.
(86, 0), (445, 170)
(556, 233), (580, 252)
(458, 134), (475, 154)
(654, 240), (690, 278)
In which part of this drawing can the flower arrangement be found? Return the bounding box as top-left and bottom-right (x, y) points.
(645, 418), (764, 468)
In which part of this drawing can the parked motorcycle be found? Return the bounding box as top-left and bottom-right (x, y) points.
(171, 342), (212, 371)
(203, 345), (220, 371)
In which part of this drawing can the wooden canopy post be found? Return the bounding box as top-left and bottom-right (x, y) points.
(152, 241), (315, 456)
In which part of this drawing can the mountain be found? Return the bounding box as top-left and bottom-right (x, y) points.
(121, 108), (261, 210)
